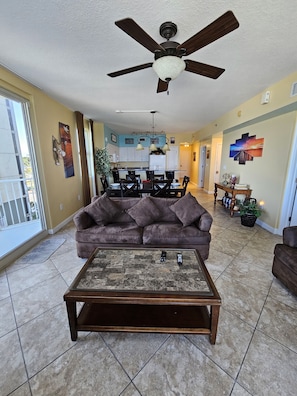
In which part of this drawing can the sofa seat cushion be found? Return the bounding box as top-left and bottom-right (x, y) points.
(143, 222), (211, 245)
(76, 223), (143, 245)
(274, 244), (297, 275)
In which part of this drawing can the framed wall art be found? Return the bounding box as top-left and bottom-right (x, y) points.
(59, 122), (74, 178)
(111, 133), (117, 143)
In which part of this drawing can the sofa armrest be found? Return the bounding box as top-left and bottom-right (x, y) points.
(283, 226), (297, 248)
(73, 209), (95, 230)
(196, 211), (213, 232)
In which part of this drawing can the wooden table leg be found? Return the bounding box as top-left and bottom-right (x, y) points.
(230, 193), (236, 217)
(210, 305), (220, 345)
(214, 184), (218, 204)
(65, 300), (78, 341)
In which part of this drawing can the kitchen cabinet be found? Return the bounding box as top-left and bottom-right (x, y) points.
(119, 146), (149, 162)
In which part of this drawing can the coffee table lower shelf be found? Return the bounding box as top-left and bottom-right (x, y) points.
(76, 302), (212, 336)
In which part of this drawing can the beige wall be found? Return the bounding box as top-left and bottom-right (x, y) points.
(194, 71), (297, 231)
(0, 66), (85, 231)
(221, 112), (296, 229)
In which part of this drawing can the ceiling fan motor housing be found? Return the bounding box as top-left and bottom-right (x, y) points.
(154, 41), (186, 60)
(159, 21), (177, 40)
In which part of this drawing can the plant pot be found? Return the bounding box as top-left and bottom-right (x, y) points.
(241, 214), (257, 227)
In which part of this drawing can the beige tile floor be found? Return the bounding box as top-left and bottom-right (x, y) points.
(1, 187), (297, 396)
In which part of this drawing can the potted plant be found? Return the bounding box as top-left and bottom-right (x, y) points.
(94, 147), (111, 176)
(94, 147), (111, 194)
(239, 198), (262, 227)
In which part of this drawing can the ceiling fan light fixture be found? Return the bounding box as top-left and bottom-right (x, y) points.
(152, 56), (186, 82)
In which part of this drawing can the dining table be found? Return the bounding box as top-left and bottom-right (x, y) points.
(106, 181), (185, 198)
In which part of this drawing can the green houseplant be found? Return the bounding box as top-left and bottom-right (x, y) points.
(94, 147), (111, 194)
(239, 198), (262, 227)
(94, 147), (111, 177)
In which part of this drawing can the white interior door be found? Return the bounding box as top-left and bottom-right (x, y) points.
(179, 145), (191, 179)
(198, 146), (206, 187)
(166, 146), (179, 171)
(214, 142), (222, 184)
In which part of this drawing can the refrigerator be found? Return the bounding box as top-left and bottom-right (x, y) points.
(149, 154), (166, 171)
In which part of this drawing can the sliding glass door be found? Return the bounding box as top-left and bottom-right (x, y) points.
(0, 91), (46, 259)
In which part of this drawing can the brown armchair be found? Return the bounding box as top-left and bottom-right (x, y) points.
(272, 226), (297, 295)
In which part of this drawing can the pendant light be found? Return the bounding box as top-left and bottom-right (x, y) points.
(162, 139), (170, 152)
(136, 141), (144, 150)
(149, 111), (157, 151)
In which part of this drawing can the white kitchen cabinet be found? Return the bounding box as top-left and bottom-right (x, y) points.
(120, 146), (149, 162)
(107, 143), (119, 163)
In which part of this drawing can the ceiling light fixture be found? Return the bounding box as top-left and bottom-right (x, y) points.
(162, 139), (170, 152)
(115, 110), (156, 113)
(149, 111), (158, 151)
(152, 56), (186, 82)
(136, 141), (144, 150)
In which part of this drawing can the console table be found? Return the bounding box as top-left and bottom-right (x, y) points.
(214, 183), (252, 216)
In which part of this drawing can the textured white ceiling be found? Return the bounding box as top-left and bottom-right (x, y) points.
(0, 0), (296, 135)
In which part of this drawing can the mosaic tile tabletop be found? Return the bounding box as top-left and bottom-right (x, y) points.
(72, 248), (212, 295)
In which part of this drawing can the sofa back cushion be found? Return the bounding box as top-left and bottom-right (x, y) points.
(126, 196), (162, 227)
(149, 197), (180, 222)
(169, 193), (206, 226)
(84, 194), (122, 225)
(108, 197), (142, 223)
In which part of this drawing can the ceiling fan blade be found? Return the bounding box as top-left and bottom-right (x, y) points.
(108, 63), (153, 77)
(157, 79), (168, 93)
(177, 11), (239, 55)
(115, 18), (165, 53)
(185, 60), (225, 79)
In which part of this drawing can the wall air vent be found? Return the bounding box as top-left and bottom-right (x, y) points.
(290, 82), (297, 97)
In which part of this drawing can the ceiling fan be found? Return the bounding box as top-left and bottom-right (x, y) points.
(108, 11), (239, 93)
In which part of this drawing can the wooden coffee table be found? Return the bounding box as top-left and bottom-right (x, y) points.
(64, 247), (221, 344)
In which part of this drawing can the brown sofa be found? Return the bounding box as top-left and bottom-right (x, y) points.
(272, 226), (297, 296)
(73, 192), (213, 260)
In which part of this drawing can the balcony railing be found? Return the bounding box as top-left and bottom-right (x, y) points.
(0, 177), (39, 229)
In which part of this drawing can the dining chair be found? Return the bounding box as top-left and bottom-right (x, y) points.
(165, 171), (175, 180)
(100, 176), (109, 195)
(112, 170), (120, 183)
(120, 180), (141, 197)
(126, 174), (141, 183)
(153, 174), (165, 181)
(151, 179), (172, 197)
(180, 176), (190, 196)
(146, 170), (154, 181)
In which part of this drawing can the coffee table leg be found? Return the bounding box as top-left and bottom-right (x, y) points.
(210, 305), (220, 345)
(65, 301), (78, 341)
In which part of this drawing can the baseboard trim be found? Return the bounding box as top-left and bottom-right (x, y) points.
(47, 213), (75, 235)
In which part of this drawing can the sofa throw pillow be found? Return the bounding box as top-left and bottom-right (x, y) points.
(169, 192), (206, 227)
(127, 196), (161, 227)
(84, 194), (121, 225)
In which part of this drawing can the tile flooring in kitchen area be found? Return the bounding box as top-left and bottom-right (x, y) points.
(1, 187), (297, 396)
